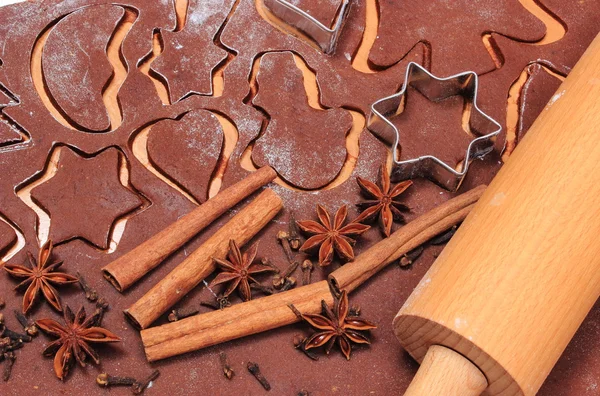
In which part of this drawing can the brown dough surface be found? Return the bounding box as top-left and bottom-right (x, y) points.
(478, 0), (600, 154)
(251, 52), (352, 189)
(151, 0), (234, 103)
(147, 109), (224, 202)
(29, 146), (143, 249)
(0, 218), (16, 255)
(0, 0), (597, 395)
(391, 89), (472, 167)
(0, 120), (21, 146)
(370, 0), (546, 74)
(42, 5), (123, 131)
(517, 64), (562, 144)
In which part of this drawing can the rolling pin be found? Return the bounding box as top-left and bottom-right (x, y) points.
(395, 33), (600, 396)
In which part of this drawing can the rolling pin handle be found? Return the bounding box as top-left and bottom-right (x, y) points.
(404, 345), (488, 396)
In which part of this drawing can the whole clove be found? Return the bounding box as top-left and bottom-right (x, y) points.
(1, 337), (23, 353)
(3, 351), (15, 381)
(277, 231), (296, 264)
(14, 311), (38, 337)
(0, 298), (5, 309)
(96, 373), (137, 388)
(86, 298), (110, 327)
(429, 225), (458, 245)
(301, 259), (313, 285)
(272, 260), (298, 290)
(168, 307), (199, 322)
(96, 297), (110, 310)
(3, 328), (31, 343)
(219, 352), (234, 380)
(250, 283), (275, 296)
(132, 370), (160, 395)
(280, 276), (297, 291)
(0, 338), (10, 349)
(77, 271), (98, 302)
(399, 246), (424, 267)
(85, 307), (106, 327)
(6, 340), (23, 352)
(298, 391), (310, 396)
(288, 212), (301, 250)
(247, 362), (271, 391)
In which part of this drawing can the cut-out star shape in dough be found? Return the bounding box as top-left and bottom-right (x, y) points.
(151, 0), (234, 103)
(251, 52), (352, 189)
(30, 147), (143, 249)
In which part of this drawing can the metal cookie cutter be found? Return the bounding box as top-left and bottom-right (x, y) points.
(367, 62), (501, 191)
(263, 0), (351, 54)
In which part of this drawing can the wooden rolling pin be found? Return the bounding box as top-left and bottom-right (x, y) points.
(395, 34), (600, 396)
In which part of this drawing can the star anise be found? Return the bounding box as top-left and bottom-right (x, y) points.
(301, 289), (376, 360)
(355, 163), (412, 237)
(36, 305), (121, 380)
(4, 240), (78, 314)
(297, 205), (370, 266)
(210, 240), (276, 302)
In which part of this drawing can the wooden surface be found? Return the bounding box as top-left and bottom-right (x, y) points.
(404, 345), (488, 396)
(394, 33), (600, 396)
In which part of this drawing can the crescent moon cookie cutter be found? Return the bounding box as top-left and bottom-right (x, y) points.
(367, 62), (502, 191)
(263, 0), (351, 54)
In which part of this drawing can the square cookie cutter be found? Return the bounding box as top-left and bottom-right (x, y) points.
(367, 62), (502, 191)
(263, 0), (351, 54)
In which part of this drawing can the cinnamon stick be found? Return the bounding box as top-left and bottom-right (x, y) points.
(102, 166), (277, 292)
(331, 187), (486, 292)
(140, 185), (485, 361)
(126, 188), (283, 329)
(143, 281), (332, 361)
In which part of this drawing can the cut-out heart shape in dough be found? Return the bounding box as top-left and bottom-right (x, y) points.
(147, 109), (224, 203)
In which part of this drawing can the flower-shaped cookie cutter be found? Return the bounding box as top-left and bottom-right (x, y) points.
(367, 62), (502, 191)
(263, 0), (351, 54)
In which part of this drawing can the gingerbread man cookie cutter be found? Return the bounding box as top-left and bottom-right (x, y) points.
(263, 0), (351, 54)
(367, 62), (502, 191)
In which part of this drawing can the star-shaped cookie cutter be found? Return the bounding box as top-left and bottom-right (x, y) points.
(263, 0), (351, 54)
(367, 62), (502, 191)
